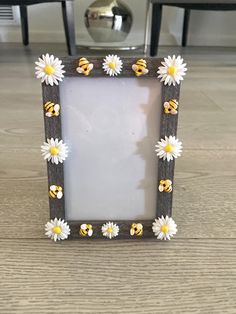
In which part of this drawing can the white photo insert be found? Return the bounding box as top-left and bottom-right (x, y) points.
(60, 77), (161, 220)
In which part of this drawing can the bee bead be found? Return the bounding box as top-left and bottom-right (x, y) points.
(49, 185), (63, 199)
(44, 101), (60, 117)
(130, 223), (143, 236)
(163, 99), (178, 115)
(76, 57), (93, 76)
(158, 180), (172, 193)
(132, 59), (149, 77)
(79, 224), (93, 237)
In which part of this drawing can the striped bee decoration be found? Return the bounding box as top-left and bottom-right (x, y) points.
(132, 59), (149, 77)
(44, 101), (60, 117)
(163, 99), (178, 115)
(79, 224), (93, 237)
(158, 180), (173, 193)
(76, 57), (93, 76)
(130, 223), (143, 236)
(49, 185), (63, 199)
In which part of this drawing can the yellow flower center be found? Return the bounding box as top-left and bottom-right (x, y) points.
(164, 144), (174, 153)
(107, 227), (113, 233)
(49, 146), (59, 156)
(44, 65), (55, 75)
(160, 225), (169, 234)
(108, 62), (116, 70)
(167, 66), (177, 76)
(52, 226), (62, 234)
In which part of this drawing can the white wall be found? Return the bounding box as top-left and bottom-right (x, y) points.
(1, 0), (236, 46)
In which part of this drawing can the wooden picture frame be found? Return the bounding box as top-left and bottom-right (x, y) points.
(40, 55), (184, 240)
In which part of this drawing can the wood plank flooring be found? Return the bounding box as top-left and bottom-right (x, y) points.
(0, 44), (235, 313)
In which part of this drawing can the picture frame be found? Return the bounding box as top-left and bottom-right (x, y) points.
(38, 55), (186, 241)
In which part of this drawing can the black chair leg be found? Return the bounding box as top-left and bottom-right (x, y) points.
(20, 5), (29, 46)
(150, 3), (163, 57)
(182, 9), (190, 47)
(61, 1), (76, 56)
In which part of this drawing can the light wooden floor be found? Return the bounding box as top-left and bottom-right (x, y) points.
(0, 44), (236, 314)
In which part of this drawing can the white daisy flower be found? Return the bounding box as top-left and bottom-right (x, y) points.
(41, 138), (68, 164)
(102, 54), (123, 76)
(157, 55), (187, 86)
(101, 222), (119, 239)
(155, 135), (182, 162)
(152, 216), (177, 240)
(45, 217), (70, 242)
(35, 53), (65, 86)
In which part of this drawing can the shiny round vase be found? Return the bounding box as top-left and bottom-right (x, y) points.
(84, 0), (133, 43)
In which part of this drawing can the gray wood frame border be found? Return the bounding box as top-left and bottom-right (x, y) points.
(42, 57), (180, 240)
